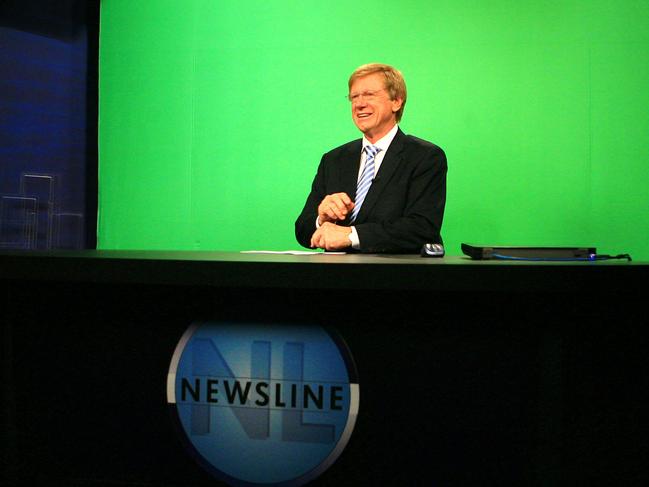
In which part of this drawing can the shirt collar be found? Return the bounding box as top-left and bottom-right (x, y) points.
(362, 124), (399, 153)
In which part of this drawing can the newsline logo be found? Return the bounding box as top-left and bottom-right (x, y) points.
(167, 322), (359, 486)
(180, 377), (346, 411)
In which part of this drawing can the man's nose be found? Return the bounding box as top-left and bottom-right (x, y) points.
(353, 96), (368, 107)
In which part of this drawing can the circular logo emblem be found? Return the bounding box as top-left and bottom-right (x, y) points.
(167, 322), (359, 486)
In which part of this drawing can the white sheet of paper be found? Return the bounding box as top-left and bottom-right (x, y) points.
(240, 250), (346, 255)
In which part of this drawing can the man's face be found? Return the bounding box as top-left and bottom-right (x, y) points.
(349, 72), (402, 142)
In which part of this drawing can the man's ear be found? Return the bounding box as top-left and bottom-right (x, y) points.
(391, 97), (403, 113)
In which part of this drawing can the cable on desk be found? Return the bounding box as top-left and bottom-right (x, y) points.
(491, 253), (632, 262)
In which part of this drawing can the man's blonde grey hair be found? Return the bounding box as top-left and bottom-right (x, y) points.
(348, 63), (407, 122)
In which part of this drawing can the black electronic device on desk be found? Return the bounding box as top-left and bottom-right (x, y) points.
(462, 243), (633, 262)
(461, 243), (597, 261)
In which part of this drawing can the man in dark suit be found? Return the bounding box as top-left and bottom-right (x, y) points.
(295, 63), (447, 253)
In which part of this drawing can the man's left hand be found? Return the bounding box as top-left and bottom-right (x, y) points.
(310, 223), (352, 251)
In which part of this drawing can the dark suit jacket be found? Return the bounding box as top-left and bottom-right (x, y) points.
(295, 128), (447, 253)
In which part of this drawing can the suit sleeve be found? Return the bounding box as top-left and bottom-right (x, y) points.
(294, 154), (328, 249)
(355, 145), (447, 253)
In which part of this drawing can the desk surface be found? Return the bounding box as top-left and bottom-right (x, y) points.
(0, 250), (645, 293)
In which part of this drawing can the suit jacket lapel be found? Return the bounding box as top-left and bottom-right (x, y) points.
(354, 129), (405, 223)
(341, 140), (362, 199)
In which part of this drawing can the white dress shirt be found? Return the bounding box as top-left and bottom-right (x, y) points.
(348, 124), (400, 248)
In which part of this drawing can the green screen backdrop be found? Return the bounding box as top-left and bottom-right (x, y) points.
(99, 0), (649, 259)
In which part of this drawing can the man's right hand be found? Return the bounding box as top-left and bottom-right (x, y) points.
(317, 192), (355, 225)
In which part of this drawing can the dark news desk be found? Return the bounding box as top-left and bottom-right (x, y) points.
(1, 251), (647, 486)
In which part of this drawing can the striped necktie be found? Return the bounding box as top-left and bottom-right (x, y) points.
(349, 144), (381, 223)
